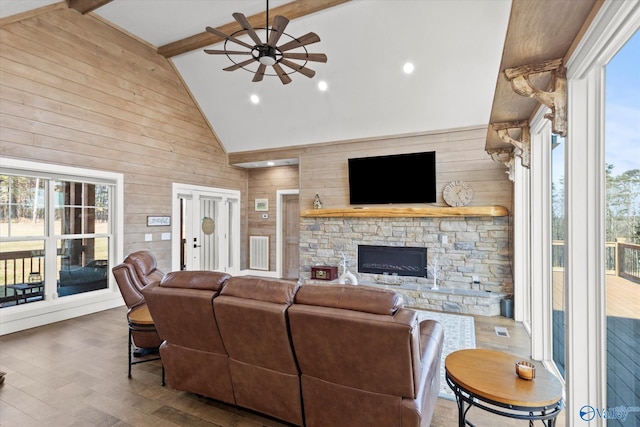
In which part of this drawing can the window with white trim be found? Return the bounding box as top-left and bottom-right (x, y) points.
(1, 169), (115, 308)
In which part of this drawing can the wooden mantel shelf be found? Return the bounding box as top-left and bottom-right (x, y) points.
(300, 206), (509, 218)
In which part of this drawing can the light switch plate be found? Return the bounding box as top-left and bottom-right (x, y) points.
(144, 233), (152, 242)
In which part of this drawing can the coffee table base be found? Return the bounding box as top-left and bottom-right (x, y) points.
(446, 374), (563, 427)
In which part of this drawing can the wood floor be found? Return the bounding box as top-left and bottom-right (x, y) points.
(0, 307), (565, 427)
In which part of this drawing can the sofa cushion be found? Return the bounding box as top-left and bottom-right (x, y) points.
(294, 284), (403, 315)
(220, 276), (298, 304)
(160, 270), (230, 291)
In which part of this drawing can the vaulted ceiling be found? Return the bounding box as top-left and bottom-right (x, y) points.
(1, 0), (598, 162)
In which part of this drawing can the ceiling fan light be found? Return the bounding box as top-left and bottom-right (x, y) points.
(403, 62), (415, 74)
(259, 55), (277, 66)
(318, 81), (328, 91)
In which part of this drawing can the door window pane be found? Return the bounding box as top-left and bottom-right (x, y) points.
(199, 197), (219, 271)
(551, 135), (566, 378)
(605, 31), (639, 425)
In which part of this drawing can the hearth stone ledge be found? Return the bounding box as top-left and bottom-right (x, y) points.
(304, 280), (505, 316)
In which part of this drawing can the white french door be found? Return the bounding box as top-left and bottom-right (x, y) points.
(172, 184), (240, 274)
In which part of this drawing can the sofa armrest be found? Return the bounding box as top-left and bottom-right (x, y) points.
(419, 319), (444, 359)
(402, 319), (444, 426)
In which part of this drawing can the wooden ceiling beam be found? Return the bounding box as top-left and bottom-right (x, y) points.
(157, 0), (352, 58)
(67, 0), (113, 15)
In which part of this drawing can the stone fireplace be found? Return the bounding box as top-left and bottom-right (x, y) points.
(299, 211), (513, 316)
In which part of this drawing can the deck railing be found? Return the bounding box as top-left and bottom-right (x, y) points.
(552, 240), (639, 283)
(618, 242), (640, 283)
(605, 242), (617, 274)
(0, 250), (45, 304)
(552, 240), (565, 271)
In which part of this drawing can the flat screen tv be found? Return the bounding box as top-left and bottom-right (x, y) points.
(348, 151), (436, 204)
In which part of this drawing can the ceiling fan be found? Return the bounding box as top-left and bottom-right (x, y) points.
(204, 0), (327, 85)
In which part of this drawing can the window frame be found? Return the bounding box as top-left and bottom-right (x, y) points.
(0, 157), (124, 335)
(563, 2), (640, 425)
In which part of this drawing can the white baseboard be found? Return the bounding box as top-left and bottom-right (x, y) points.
(238, 269), (280, 278)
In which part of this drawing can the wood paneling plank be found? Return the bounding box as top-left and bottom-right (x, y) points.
(1, 8), (247, 270)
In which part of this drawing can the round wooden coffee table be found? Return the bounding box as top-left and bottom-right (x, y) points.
(445, 349), (563, 426)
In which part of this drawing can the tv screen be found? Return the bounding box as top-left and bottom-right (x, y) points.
(348, 151), (436, 204)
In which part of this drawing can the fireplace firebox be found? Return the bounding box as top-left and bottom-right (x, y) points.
(357, 245), (427, 277)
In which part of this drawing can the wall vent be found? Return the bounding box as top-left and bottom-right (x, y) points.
(495, 326), (510, 337)
(249, 236), (269, 270)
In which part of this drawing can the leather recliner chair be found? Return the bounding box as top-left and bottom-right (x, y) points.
(214, 276), (303, 426)
(112, 251), (164, 349)
(142, 270), (235, 404)
(288, 284), (444, 427)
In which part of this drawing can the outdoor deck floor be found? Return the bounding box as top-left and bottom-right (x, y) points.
(554, 272), (639, 426)
(605, 274), (639, 425)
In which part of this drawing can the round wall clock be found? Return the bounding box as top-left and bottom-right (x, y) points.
(443, 180), (473, 207)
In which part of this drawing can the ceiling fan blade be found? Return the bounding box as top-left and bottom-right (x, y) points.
(272, 63), (292, 85)
(278, 32), (321, 52)
(204, 49), (251, 55)
(206, 26), (254, 50)
(280, 59), (316, 78)
(253, 64), (267, 82)
(233, 12), (263, 46)
(282, 52), (327, 63)
(223, 58), (256, 72)
(267, 15), (289, 47)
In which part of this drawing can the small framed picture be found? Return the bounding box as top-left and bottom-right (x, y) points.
(147, 216), (171, 226)
(255, 198), (269, 212)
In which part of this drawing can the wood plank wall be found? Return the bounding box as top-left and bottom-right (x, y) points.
(247, 165), (299, 271)
(298, 127), (513, 210)
(0, 7), (247, 271)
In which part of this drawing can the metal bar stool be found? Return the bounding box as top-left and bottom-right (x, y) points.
(127, 305), (164, 385)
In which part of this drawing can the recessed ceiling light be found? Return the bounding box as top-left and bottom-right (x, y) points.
(318, 81), (328, 91)
(250, 94), (260, 104)
(403, 62), (415, 74)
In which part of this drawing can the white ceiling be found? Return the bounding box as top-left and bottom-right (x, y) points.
(1, 0), (512, 155)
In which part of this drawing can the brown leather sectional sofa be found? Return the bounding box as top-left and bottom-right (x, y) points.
(142, 271), (444, 427)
